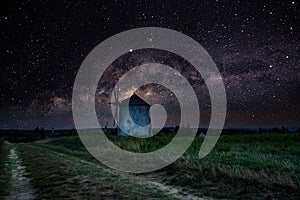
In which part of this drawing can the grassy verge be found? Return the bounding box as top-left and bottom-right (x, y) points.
(17, 144), (175, 199)
(40, 133), (300, 199)
(0, 138), (11, 198)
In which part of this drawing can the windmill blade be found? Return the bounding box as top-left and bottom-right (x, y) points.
(113, 83), (119, 127)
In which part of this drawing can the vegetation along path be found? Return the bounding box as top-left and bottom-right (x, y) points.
(1, 133), (299, 199)
(3, 142), (210, 200)
(5, 147), (36, 200)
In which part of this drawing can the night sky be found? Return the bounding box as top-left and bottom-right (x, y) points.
(0, 0), (299, 129)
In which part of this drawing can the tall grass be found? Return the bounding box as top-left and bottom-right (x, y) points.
(45, 132), (300, 199)
(0, 138), (11, 197)
(17, 144), (175, 199)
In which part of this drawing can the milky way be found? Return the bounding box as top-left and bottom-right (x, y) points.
(0, 0), (299, 129)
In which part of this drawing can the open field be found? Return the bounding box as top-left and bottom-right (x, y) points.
(0, 139), (11, 198)
(1, 133), (299, 199)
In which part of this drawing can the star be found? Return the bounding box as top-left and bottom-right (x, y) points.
(0, 0), (298, 129)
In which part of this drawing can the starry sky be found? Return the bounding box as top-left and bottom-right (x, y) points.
(0, 0), (299, 129)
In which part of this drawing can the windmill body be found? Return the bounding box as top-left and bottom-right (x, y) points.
(117, 93), (151, 137)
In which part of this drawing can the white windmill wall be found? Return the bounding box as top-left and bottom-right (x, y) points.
(118, 105), (151, 137)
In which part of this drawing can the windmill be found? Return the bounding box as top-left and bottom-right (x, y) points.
(112, 83), (120, 128)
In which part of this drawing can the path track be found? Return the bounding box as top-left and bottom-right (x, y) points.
(33, 144), (213, 200)
(5, 148), (36, 200)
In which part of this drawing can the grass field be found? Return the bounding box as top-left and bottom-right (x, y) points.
(16, 144), (175, 199)
(1, 133), (299, 199)
(0, 138), (11, 198)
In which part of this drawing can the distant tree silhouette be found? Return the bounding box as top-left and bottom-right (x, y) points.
(281, 126), (289, 133)
(174, 126), (179, 134)
(258, 128), (267, 134)
(112, 127), (118, 136)
(34, 126), (46, 139)
(40, 128), (45, 138)
(271, 127), (280, 133)
(185, 123), (192, 136)
(70, 129), (77, 136)
(260, 126), (291, 134)
(104, 122), (108, 133)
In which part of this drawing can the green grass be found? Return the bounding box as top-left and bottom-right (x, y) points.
(40, 132), (300, 199)
(0, 139), (11, 199)
(16, 144), (175, 199)
(164, 133), (299, 199)
(46, 133), (300, 174)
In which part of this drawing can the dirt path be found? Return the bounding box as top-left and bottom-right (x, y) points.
(34, 144), (213, 200)
(145, 181), (213, 200)
(5, 148), (36, 200)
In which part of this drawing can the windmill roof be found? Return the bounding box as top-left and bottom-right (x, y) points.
(120, 93), (150, 106)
